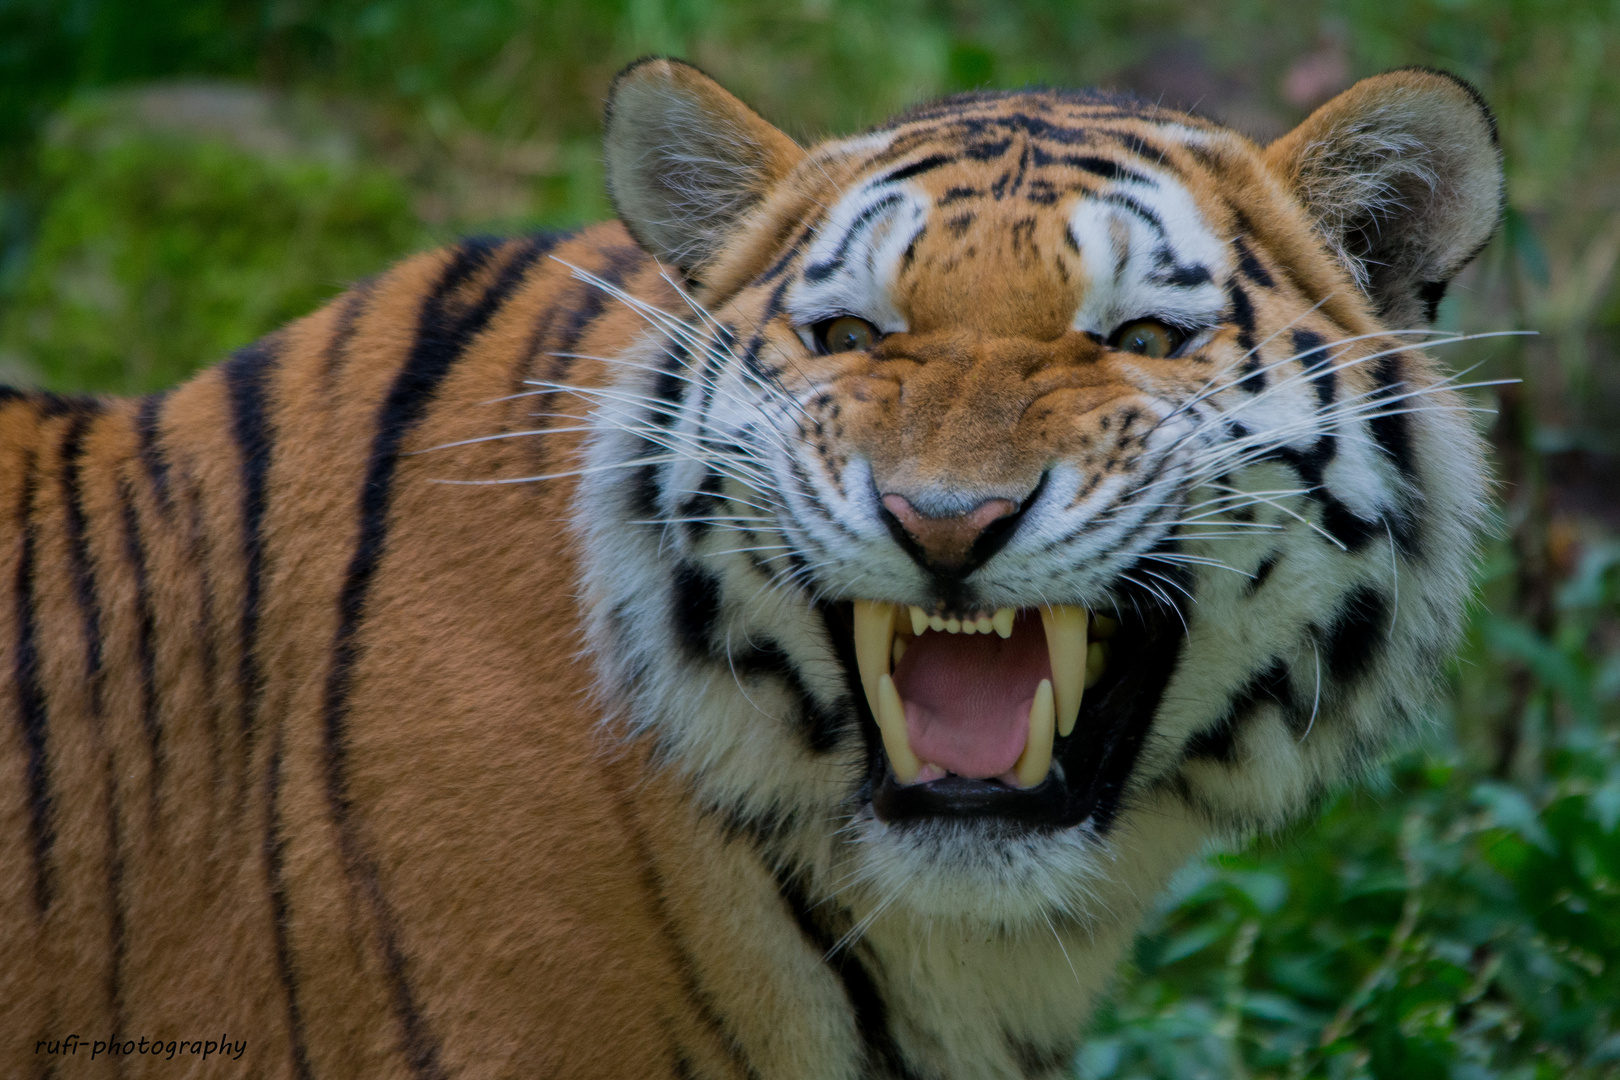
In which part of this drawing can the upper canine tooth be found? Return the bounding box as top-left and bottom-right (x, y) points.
(910, 606), (929, 636)
(853, 600), (897, 719)
(991, 607), (1015, 638)
(877, 674), (921, 784)
(1039, 605), (1087, 738)
(1015, 678), (1055, 788)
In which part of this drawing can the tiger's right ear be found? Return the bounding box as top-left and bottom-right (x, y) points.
(603, 57), (805, 275)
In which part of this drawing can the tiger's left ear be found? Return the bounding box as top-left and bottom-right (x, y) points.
(604, 57), (806, 275)
(1266, 68), (1503, 327)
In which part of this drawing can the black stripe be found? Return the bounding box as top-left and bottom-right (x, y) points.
(877, 153), (956, 185)
(1030, 148), (1152, 187)
(552, 241), (641, 353)
(1293, 330), (1334, 410)
(1226, 280), (1260, 388)
(1367, 353), (1416, 480)
(650, 342), (690, 430)
(804, 194), (905, 283)
(729, 640), (846, 754)
(1096, 190), (1166, 237)
(221, 338), (280, 745)
(220, 336), (305, 1065)
(670, 561), (722, 659)
(771, 867), (922, 1080)
(54, 393), (134, 1040)
(1185, 661), (1293, 763)
(1322, 585), (1389, 683)
(117, 479), (163, 821)
(322, 236), (543, 1080)
(1150, 249), (1212, 288)
(134, 391), (171, 512)
(12, 450), (55, 915)
(1233, 236), (1274, 288)
(321, 282), (374, 387)
(1320, 497), (1382, 552)
(1100, 129), (1175, 168)
(59, 405), (107, 695)
(264, 721), (315, 1080)
(1246, 551), (1281, 596)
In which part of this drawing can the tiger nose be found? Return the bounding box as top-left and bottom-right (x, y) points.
(880, 494), (1019, 572)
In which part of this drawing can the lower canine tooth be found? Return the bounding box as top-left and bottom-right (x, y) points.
(1040, 605), (1088, 737)
(877, 674), (921, 784)
(1015, 678), (1055, 788)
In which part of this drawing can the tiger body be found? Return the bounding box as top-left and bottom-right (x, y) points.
(2, 61), (1502, 1079)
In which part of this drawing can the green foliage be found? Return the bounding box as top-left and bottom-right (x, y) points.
(1, 94), (420, 391)
(1, 3), (1616, 1077)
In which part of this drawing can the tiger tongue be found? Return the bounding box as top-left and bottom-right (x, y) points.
(892, 613), (1053, 780)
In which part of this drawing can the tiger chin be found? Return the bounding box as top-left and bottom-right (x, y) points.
(2, 58), (1500, 1080)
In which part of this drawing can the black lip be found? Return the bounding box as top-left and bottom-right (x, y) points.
(817, 588), (1187, 833)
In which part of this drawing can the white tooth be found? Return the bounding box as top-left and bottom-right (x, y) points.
(877, 674), (920, 784)
(892, 637), (908, 666)
(991, 607), (1015, 638)
(929, 614), (946, 632)
(1015, 678), (1054, 788)
(945, 616), (961, 634)
(1039, 605), (1087, 738)
(910, 606), (929, 636)
(1085, 640), (1106, 689)
(976, 614), (993, 634)
(853, 600), (897, 720)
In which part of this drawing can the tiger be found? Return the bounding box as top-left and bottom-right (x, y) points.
(1, 57), (1502, 1079)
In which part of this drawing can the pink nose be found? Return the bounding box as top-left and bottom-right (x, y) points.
(880, 494), (1018, 570)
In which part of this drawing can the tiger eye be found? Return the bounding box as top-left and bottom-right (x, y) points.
(819, 316), (879, 354)
(1111, 319), (1181, 359)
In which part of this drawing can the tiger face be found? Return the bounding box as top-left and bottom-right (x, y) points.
(585, 61), (1501, 928)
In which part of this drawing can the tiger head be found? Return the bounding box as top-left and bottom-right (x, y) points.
(579, 60), (1501, 928)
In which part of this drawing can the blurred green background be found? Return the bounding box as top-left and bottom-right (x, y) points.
(2, 2), (1617, 1076)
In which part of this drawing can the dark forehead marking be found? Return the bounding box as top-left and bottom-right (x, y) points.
(876, 153), (958, 186)
(1095, 191), (1166, 238)
(1029, 145), (1154, 186)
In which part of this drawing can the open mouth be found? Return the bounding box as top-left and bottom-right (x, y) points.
(822, 592), (1185, 829)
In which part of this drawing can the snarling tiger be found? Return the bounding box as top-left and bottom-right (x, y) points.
(1, 58), (1502, 1079)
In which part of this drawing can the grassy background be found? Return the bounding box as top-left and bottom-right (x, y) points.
(2, 2), (1617, 1076)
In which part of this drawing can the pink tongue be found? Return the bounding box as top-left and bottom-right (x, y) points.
(892, 612), (1052, 780)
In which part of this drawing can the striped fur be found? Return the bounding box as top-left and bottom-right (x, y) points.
(3, 61), (1501, 1078)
